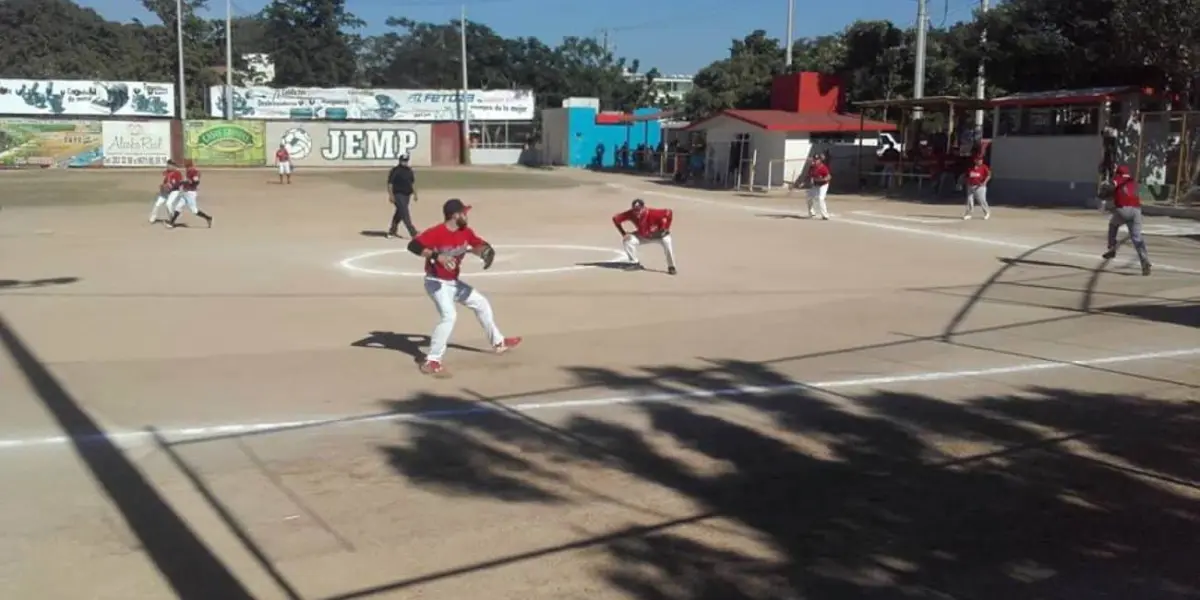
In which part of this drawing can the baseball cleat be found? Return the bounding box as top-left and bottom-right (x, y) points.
(494, 337), (522, 354)
(963, 214), (972, 220)
(420, 360), (444, 374)
(1142, 263), (1152, 276)
(668, 266), (677, 275)
(203, 215), (213, 228)
(1102, 250), (1117, 260)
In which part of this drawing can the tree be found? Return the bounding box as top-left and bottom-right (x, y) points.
(263, 0), (361, 87)
(684, 30), (785, 119)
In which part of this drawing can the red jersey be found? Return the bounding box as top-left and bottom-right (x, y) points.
(966, 164), (990, 187)
(809, 162), (831, 183)
(182, 167), (200, 190)
(1112, 176), (1141, 208)
(414, 223), (487, 281)
(161, 169), (183, 192)
(613, 207), (673, 237)
(276, 148), (290, 162)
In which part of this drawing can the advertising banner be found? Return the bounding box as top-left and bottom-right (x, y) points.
(0, 119), (102, 168)
(102, 121), (171, 167)
(211, 86), (533, 122)
(0, 79), (175, 117)
(265, 121), (433, 167)
(184, 120), (266, 167)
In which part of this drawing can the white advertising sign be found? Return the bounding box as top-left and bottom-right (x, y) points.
(0, 79), (175, 117)
(209, 86), (534, 122)
(102, 121), (171, 168)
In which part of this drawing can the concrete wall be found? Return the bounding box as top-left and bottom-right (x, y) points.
(990, 135), (1101, 206)
(264, 121), (433, 167)
(542, 106), (662, 168)
(471, 148), (524, 166)
(1, 117), (465, 168)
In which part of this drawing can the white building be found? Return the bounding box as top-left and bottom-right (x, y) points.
(623, 71), (694, 103)
(685, 73), (897, 190)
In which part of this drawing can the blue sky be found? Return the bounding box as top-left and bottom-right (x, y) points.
(76, 0), (980, 75)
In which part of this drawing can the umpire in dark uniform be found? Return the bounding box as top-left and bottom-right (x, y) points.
(386, 154), (419, 239)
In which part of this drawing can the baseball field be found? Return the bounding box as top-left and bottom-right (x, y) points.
(2, 166), (1199, 599)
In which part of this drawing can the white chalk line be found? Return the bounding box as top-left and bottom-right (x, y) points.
(1, 346), (1197, 451)
(620, 185), (1200, 275)
(338, 244), (628, 277)
(851, 210), (956, 225)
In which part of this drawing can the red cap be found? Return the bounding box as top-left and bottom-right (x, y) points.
(1115, 165), (1131, 177)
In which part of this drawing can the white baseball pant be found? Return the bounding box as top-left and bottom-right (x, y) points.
(965, 185), (990, 216)
(278, 161), (293, 175)
(424, 277), (504, 362)
(149, 190), (179, 222)
(624, 234), (677, 268)
(807, 183), (830, 218)
(172, 190), (200, 214)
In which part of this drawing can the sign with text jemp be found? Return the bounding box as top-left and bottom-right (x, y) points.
(0, 79), (175, 117)
(0, 119), (103, 168)
(101, 121), (170, 167)
(265, 122), (433, 167)
(185, 120), (266, 167)
(211, 86), (533, 122)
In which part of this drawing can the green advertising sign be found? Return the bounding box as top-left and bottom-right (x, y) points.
(185, 120), (265, 166)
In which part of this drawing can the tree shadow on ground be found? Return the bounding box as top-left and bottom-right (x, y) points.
(366, 355), (1200, 599)
(1102, 301), (1200, 328)
(0, 276), (80, 290)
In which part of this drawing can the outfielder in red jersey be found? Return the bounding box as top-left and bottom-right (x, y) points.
(613, 199), (677, 274)
(276, 144), (293, 184)
(149, 160), (184, 223)
(167, 160), (214, 228)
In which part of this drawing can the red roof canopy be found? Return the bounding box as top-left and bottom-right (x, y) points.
(990, 86), (1151, 107)
(686, 109), (896, 132)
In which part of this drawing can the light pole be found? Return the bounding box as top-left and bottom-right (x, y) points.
(175, 0), (187, 120)
(460, 4), (471, 165)
(785, 0), (794, 68)
(225, 0), (233, 119)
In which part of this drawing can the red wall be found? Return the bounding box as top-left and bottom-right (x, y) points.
(429, 122), (462, 165)
(770, 72), (844, 113)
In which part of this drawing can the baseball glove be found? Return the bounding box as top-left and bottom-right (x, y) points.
(480, 244), (496, 270)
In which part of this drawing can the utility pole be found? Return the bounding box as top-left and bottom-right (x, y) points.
(601, 28), (609, 54)
(460, 5), (471, 165)
(785, 0), (794, 68)
(224, 0), (233, 120)
(913, 0), (928, 120)
(175, 0), (187, 120)
(974, 0), (988, 135)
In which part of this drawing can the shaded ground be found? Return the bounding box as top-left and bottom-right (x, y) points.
(1, 169), (1198, 599)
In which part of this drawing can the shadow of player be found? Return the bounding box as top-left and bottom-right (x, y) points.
(0, 277), (80, 290)
(350, 331), (485, 363)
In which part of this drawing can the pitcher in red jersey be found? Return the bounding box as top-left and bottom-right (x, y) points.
(406, 199), (521, 376)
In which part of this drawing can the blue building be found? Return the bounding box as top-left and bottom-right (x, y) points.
(540, 99), (665, 168)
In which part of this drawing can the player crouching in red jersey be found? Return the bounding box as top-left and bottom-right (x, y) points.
(149, 160), (184, 223)
(1100, 165), (1152, 276)
(613, 199), (677, 275)
(406, 199), (522, 375)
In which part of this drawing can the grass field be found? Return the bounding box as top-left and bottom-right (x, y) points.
(0, 166), (576, 207)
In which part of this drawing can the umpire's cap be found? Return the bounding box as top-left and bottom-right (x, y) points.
(443, 198), (472, 218)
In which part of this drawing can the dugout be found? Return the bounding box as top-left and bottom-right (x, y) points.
(852, 96), (993, 196)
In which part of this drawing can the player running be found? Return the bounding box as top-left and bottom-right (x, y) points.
(1100, 165), (1152, 276)
(167, 159), (213, 228)
(275, 143), (293, 184)
(613, 199), (677, 275)
(149, 160), (183, 223)
(406, 198), (521, 376)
